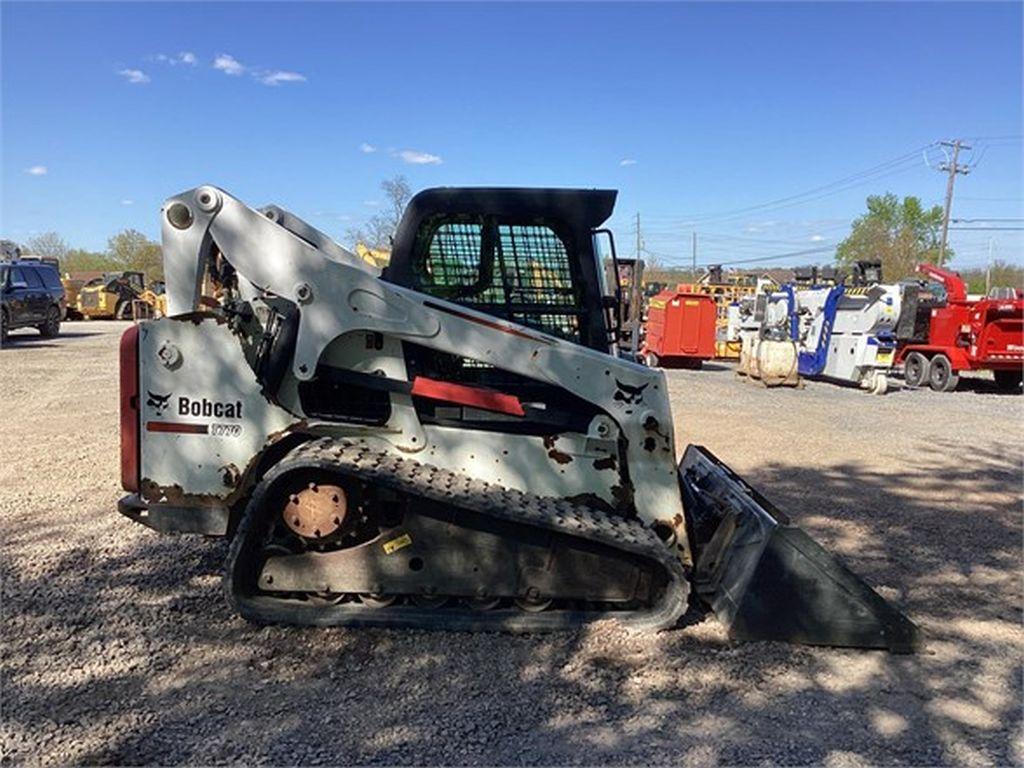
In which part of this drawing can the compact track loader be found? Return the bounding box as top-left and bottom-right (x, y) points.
(118, 185), (920, 651)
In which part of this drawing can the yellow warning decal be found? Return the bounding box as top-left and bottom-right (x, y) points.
(684, 300), (700, 306)
(382, 533), (412, 554)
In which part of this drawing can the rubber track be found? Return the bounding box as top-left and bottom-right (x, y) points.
(226, 437), (690, 633)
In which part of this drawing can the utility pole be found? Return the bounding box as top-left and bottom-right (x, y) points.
(986, 238), (993, 295)
(635, 212), (641, 261)
(691, 231), (697, 282)
(936, 139), (971, 267)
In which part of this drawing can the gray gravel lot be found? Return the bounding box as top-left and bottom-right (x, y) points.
(2, 322), (1022, 766)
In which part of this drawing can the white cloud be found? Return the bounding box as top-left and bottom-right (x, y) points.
(398, 149), (443, 165)
(258, 70), (306, 86)
(25, 166), (48, 176)
(121, 199), (134, 206)
(810, 234), (824, 242)
(213, 53), (245, 76)
(619, 158), (637, 166)
(363, 200), (380, 207)
(118, 68), (151, 84)
(744, 220), (780, 233)
(156, 51), (197, 66)
(359, 143), (377, 154)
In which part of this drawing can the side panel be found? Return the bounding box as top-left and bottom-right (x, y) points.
(138, 317), (297, 502)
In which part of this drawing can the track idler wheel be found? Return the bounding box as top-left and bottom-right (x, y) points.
(515, 596), (553, 613)
(360, 594), (398, 609)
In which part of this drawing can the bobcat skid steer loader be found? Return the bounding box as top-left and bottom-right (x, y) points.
(117, 185), (919, 651)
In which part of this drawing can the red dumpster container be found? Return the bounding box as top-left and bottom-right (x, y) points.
(641, 287), (717, 368)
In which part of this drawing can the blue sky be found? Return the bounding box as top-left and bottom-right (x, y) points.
(2, 2), (1021, 270)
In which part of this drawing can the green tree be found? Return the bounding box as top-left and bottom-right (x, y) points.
(63, 248), (121, 274)
(961, 260), (1024, 294)
(836, 193), (949, 281)
(107, 229), (163, 281)
(25, 232), (69, 262)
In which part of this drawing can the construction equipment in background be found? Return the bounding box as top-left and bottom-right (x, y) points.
(641, 286), (717, 368)
(117, 184), (920, 653)
(61, 274), (92, 320)
(133, 281), (168, 320)
(604, 256), (645, 359)
(77, 271), (146, 319)
(739, 262), (917, 394)
(736, 291), (801, 387)
(896, 263), (1024, 392)
(694, 267), (765, 359)
(355, 242), (391, 270)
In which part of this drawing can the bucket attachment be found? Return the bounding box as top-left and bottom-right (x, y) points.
(679, 445), (921, 653)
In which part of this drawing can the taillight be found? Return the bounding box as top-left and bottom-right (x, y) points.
(119, 324), (140, 492)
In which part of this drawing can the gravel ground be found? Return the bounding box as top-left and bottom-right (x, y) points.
(2, 322), (1021, 766)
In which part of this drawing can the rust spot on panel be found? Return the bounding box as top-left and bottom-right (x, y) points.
(548, 449), (572, 465)
(542, 434), (573, 465)
(140, 478), (223, 508)
(221, 463), (241, 488)
(592, 455), (617, 471)
(611, 481), (635, 511)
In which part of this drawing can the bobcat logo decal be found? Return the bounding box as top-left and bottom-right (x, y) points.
(146, 391), (172, 415)
(613, 379), (648, 406)
(613, 380), (649, 415)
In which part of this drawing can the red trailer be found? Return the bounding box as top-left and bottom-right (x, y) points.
(641, 286), (717, 368)
(897, 263), (1024, 392)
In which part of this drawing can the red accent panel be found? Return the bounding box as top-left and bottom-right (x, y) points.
(146, 422), (209, 434)
(411, 376), (525, 417)
(119, 324), (140, 492)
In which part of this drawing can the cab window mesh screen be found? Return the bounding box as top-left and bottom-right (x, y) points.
(416, 218), (582, 342)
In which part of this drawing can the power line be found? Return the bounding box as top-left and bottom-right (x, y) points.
(647, 244), (835, 268)
(639, 145), (933, 225)
(949, 226), (1024, 231)
(951, 218), (1024, 223)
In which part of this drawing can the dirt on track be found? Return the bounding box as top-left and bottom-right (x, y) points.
(2, 322), (1022, 766)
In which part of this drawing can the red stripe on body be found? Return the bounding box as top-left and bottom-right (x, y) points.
(410, 376), (525, 417)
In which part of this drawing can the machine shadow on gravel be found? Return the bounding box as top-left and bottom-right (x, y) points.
(1, 441), (1020, 766)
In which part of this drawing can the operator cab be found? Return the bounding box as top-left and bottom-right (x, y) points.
(384, 187), (619, 353)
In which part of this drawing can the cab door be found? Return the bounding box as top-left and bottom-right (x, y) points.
(21, 267), (49, 320)
(5, 267), (35, 324)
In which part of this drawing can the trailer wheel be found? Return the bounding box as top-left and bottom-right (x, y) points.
(903, 352), (928, 388)
(928, 354), (959, 393)
(993, 369), (1023, 392)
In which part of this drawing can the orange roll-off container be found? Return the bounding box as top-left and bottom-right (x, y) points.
(642, 286), (717, 368)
